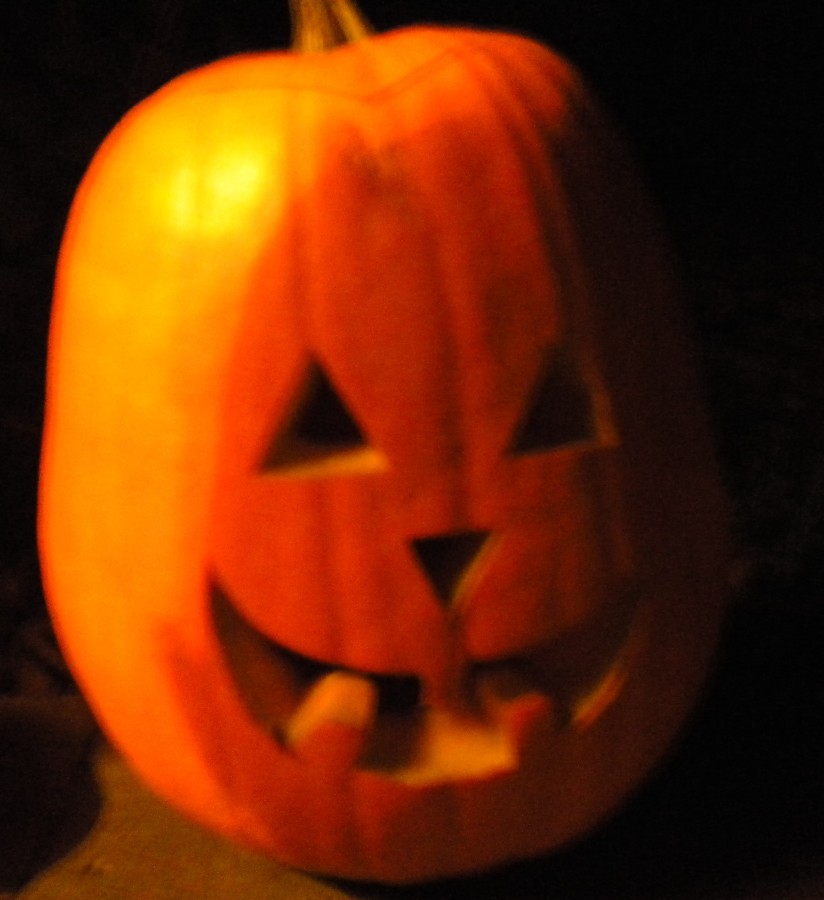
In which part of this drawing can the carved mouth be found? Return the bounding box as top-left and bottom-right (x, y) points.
(211, 579), (643, 785)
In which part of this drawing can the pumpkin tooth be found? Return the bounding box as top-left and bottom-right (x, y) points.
(286, 671), (378, 769)
(474, 664), (535, 709)
(501, 693), (557, 761)
(472, 666), (557, 766)
(474, 666), (556, 751)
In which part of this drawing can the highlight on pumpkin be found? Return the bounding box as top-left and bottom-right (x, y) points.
(165, 147), (276, 239)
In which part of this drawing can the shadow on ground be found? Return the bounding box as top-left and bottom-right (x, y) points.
(0, 681), (100, 893)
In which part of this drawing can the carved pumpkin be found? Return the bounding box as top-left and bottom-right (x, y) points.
(39, 0), (728, 883)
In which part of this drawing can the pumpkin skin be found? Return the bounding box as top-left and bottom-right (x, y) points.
(39, 24), (728, 883)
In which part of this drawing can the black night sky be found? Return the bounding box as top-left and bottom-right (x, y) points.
(1, 1), (823, 896)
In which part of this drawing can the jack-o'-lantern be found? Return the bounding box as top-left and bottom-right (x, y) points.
(38, 0), (728, 883)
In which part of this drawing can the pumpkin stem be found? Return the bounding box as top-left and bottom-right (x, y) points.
(289, 0), (374, 52)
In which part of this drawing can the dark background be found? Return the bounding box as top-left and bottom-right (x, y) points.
(1, 0), (822, 895)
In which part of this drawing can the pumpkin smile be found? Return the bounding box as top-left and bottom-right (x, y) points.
(211, 577), (644, 785)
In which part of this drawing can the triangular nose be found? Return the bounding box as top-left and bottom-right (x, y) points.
(410, 531), (491, 608)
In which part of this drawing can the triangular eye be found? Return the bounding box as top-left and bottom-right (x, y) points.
(509, 347), (595, 455)
(261, 361), (385, 476)
(411, 531), (491, 609)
